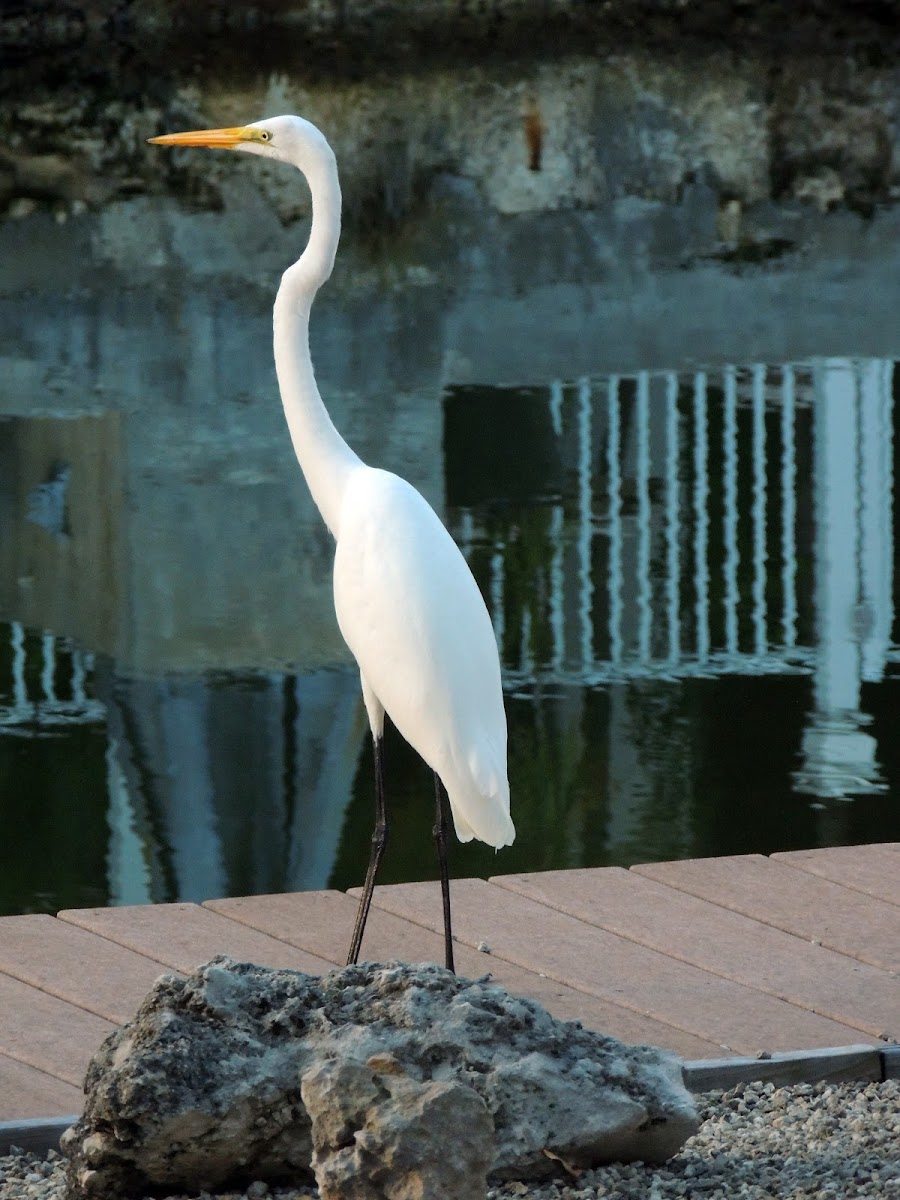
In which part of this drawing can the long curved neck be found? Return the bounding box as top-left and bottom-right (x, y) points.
(273, 145), (361, 538)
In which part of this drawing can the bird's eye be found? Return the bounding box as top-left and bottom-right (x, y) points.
(259, 130), (271, 142)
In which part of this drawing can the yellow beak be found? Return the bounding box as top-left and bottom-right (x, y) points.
(148, 126), (261, 149)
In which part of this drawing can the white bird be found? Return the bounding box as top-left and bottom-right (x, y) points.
(149, 115), (515, 972)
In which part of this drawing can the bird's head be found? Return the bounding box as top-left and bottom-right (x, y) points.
(148, 114), (333, 173)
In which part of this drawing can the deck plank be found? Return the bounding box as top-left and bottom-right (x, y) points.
(0, 973), (114, 1089)
(771, 844), (900, 907)
(631, 852), (900, 970)
(0, 1054), (83, 1123)
(365, 878), (879, 1056)
(0, 914), (173, 1024)
(205, 889), (722, 1059)
(59, 903), (335, 977)
(490, 866), (898, 1038)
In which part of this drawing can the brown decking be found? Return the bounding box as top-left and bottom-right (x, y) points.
(1, 844), (897, 1121)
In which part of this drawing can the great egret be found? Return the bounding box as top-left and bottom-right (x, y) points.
(149, 116), (515, 972)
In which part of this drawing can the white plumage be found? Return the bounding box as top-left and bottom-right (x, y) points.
(334, 466), (514, 848)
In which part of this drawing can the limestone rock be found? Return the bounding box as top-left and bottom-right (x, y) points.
(302, 1057), (494, 1199)
(62, 958), (698, 1199)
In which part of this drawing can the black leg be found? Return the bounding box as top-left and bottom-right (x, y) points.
(347, 734), (387, 966)
(433, 773), (455, 974)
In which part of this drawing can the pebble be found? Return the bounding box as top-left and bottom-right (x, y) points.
(1, 1079), (897, 1199)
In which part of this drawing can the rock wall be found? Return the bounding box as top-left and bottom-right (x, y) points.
(3, 6), (900, 224)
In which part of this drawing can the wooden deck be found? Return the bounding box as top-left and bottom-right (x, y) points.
(1, 844), (898, 1122)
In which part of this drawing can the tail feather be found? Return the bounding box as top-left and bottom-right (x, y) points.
(446, 776), (515, 849)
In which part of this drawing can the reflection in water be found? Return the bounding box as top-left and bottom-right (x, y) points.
(795, 361), (893, 799)
(1, 357), (899, 914)
(0, 624), (102, 731)
(454, 359), (894, 812)
(101, 667), (366, 905)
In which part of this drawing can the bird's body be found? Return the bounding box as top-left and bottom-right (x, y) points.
(150, 115), (514, 967)
(334, 465), (512, 847)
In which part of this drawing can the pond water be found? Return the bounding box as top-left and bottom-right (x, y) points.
(2, 202), (900, 916)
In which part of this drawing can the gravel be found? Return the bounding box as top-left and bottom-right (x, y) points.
(2, 1078), (898, 1199)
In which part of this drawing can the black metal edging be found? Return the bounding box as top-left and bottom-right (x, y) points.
(2, 1045), (898, 1158)
(681, 1043), (899, 1092)
(0, 1115), (77, 1157)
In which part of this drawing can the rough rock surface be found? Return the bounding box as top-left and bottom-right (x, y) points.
(4, 37), (900, 224)
(61, 958), (697, 1199)
(302, 1057), (494, 1199)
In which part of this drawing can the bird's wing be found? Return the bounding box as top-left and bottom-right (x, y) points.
(333, 467), (513, 847)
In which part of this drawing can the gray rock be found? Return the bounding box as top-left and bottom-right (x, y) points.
(302, 1056), (494, 1199)
(61, 958), (698, 1199)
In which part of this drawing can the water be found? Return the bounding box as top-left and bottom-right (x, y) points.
(3, 176), (900, 916)
(2, 333), (899, 915)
